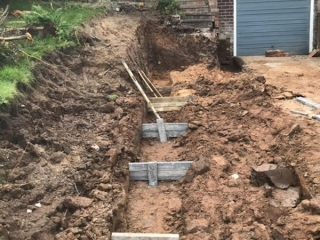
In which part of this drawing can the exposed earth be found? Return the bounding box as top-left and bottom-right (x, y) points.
(1, 9), (320, 240)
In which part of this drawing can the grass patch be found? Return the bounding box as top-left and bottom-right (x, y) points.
(0, 61), (34, 104)
(0, 62), (33, 84)
(61, 5), (104, 26)
(0, 4), (104, 104)
(108, 94), (118, 101)
(22, 37), (75, 58)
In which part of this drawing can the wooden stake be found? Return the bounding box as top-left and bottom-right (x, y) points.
(121, 60), (161, 120)
(0, 35), (27, 41)
(138, 70), (157, 97)
(0, 5), (9, 26)
(141, 70), (163, 97)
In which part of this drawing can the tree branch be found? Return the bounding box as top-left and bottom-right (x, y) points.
(0, 5), (10, 26)
(0, 35), (27, 41)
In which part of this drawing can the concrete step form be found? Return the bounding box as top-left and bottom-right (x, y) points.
(179, 4), (209, 9)
(182, 8), (211, 14)
(182, 19), (212, 23)
(185, 12), (213, 16)
(180, 21), (213, 28)
(183, 14), (213, 20)
(178, 0), (208, 6)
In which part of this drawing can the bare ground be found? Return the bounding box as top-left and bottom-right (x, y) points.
(1, 11), (320, 240)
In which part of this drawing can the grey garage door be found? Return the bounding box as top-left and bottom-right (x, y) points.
(237, 0), (310, 56)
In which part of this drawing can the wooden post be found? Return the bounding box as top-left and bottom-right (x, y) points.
(141, 70), (163, 97)
(156, 118), (168, 142)
(138, 70), (158, 98)
(121, 60), (161, 120)
(148, 162), (158, 186)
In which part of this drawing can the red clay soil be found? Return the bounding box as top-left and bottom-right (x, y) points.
(1, 12), (320, 240)
(125, 64), (320, 240)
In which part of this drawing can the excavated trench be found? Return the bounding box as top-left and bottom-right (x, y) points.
(0, 15), (316, 240)
(116, 20), (312, 240)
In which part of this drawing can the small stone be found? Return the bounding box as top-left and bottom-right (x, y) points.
(90, 144), (100, 151)
(286, 124), (301, 137)
(269, 187), (301, 207)
(35, 202), (42, 208)
(27, 209), (32, 213)
(186, 218), (209, 233)
(191, 157), (210, 175)
(49, 151), (65, 164)
(63, 196), (94, 209)
(213, 155), (229, 172)
(231, 174), (239, 180)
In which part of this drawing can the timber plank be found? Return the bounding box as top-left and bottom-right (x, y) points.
(309, 49), (320, 57)
(112, 233), (179, 240)
(156, 118), (168, 142)
(142, 123), (188, 138)
(296, 97), (320, 109)
(313, 115), (320, 121)
(129, 161), (192, 181)
(149, 96), (194, 103)
(149, 106), (182, 112)
(151, 102), (187, 107)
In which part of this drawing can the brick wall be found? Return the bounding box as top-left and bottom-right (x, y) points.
(217, 0), (233, 64)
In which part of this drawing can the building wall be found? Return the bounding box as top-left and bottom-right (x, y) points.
(316, 0), (320, 49)
(216, 0), (233, 64)
(216, 0), (319, 62)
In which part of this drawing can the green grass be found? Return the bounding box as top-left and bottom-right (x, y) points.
(0, 61), (34, 104)
(22, 37), (75, 58)
(0, 4), (103, 104)
(61, 5), (104, 26)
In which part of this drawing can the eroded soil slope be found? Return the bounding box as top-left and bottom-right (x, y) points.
(0, 14), (145, 240)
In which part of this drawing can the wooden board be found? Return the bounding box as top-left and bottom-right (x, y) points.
(148, 162), (158, 186)
(313, 115), (320, 121)
(290, 110), (309, 116)
(129, 161), (192, 181)
(308, 49), (320, 57)
(142, 123), (188, 138)
(156, 118), (167, 143)
(148, 106), (182, 112)
(151, 102), (187, 108)
(296, 97), (320, 109)
(149, 96), (194, 103)
(112, 233), (179, 240)
(147, 96), (195, 112)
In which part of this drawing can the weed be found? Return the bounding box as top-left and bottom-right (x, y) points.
(108, 94), (118, 101)
(0, 42), (24, 67)
(0, 3), (103, 104)
(0, 60), (33, 104)
(156, 0), (181, 14)
(22, 36), (75, 58)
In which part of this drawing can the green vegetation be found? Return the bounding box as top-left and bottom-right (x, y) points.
(156, 0), (181, 14)
(0, 3), (104, 104)
(108, 94), (118, 101)
(0, 61), (33, 104)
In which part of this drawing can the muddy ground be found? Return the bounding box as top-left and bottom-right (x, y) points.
(1, 11), (320, 240)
